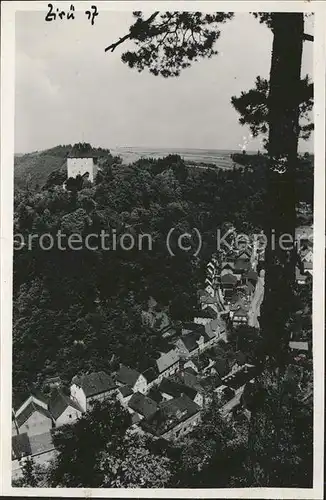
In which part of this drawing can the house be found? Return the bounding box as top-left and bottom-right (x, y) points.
(154, 349), (180, 383)
(70, 371), (117, 412)
(141, 395), (201, 441)
(238, 281), (255, 297)
(147, 387), (164, 404)
(15, 400), (54, 437)
(127, 392), (158, 420)
(116, 365), (148, 394)
(205, 283), (215, 298)
(178, 369), (205, 396)
(49, 390), (83, 427)
(300, 248), (313, 263)
(182, 358), (200, 374)
(194, 307), (217, 325)
(233, 259), (251, 280)
(175, 330), (206, 358)
(220, 261), (235, 277)
(198, 290), (221, 314)
(243, 269), (258, 285)
(213, 356), (230, 378)
(232, 307), (248, 325)
(220, 273), (238, 298)
(158, 378), (204, 407)
(116, 385), (134, 408)
(13, 392), (49, 421)
(222, 364), (256, 396)
(204, 317), (226, 342)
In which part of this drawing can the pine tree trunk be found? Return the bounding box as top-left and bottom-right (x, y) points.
(260, 13), (304, 364)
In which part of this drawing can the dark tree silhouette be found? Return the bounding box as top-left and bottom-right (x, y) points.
(231, 74), (313, 144)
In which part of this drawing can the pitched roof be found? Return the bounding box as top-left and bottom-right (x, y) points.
(118, 385), (134, 398)
(195, 308), (216, 320)
(128, 392), (158, 420)
(233, 307), (248, 318)
(184, 366), (197, 376)
(156, 349), (179, 373)
(13, 391), (49, 414)
(72, 371), (116, 397)
(205, 317), (226, 339)
(214, 357), (229, 378)
(29, 431), (55, 456)
(159, 378), (197, 401)
(235, 351), (247, 366)
(161, 394), (200, 419)
(182, 322), (206, 335)
(234, 259), (251, 272)
(179, 332), (201, 353)
(12, 433), (31, 460)
(180, 371), (203, 393)
(221, 273), (238, 285)
(116, 365), (141, 387)
(142, 367), (158, 383)
(16, 401), (53, 428)
(237, 249), (251, 259)
(143, 395), (200, 436)
(147, 387), (164, 404)
(244, 270), (258, 281)
(49, 391), (83, 419)
(221, 261), (235, 270)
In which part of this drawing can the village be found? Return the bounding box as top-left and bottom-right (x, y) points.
(11, 201), (313, 478)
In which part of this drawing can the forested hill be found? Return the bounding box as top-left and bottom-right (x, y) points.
(14, 144), (113, 189)
(13, 152), (314, 399)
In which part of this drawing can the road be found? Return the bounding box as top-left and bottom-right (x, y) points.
(248, 270), (265, 328)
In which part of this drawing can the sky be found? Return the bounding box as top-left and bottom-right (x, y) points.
(15, 9), (314, 154)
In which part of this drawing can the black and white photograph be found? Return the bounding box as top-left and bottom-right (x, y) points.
(0, 1), (325, 496)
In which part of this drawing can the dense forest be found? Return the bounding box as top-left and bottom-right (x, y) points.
(13, 149), (313, 393)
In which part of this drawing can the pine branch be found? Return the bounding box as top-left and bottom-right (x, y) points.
(104, 12), (160, 52)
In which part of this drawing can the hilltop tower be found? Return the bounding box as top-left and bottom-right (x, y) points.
(67, 143), (98, 183)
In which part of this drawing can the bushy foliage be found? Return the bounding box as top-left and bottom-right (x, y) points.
(105, 11), (234, 77)
(49, 398), (171, 488)
(231, 75), (313, 146)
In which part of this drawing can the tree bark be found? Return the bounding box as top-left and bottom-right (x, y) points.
(260, 13), (304, 363)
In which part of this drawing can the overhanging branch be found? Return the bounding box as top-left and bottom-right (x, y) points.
(105, 33), (131, 53)
(104, 12), (160, 53)
(303, 33), (314, 42)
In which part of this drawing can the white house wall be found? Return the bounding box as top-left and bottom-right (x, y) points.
(55, 406), (82, 427)
(18, 411), (53, 437)
(70, 384), (87, 412)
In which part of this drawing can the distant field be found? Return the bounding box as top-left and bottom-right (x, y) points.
(110, 147), (256, 169)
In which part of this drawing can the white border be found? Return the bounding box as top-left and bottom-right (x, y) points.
(1, 1), (325, 498)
